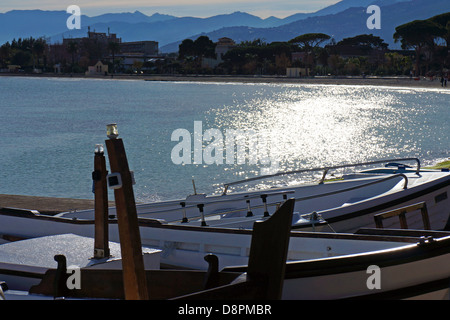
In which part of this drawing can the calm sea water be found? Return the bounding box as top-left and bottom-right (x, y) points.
(0, 76), (449, 202)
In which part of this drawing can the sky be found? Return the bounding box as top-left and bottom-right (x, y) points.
(0, 0), (340, 18)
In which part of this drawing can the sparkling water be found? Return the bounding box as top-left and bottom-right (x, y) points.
(0, 76), (448, 202)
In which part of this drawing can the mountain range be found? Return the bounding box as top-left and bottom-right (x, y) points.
(0, 0), (449, 53)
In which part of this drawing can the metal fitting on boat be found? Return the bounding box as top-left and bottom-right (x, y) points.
(260, 194), (269, 217)
(107, 172), (122, 189)
(418, 236), (435, 246)
(197, 204), (207, 226)
(246, 199), (253, 217)
(180, 202), (188, 223)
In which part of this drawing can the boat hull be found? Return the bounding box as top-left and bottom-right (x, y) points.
(222, 233), (450, 300)
(58, 170), (450, 233)
(280, 235), (450, 299)
(317, 177), (450, 232)
(0, 210), (441, 270)
(1, 211), (450, 299)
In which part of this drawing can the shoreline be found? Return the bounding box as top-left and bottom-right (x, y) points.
(1, 73), (448, 89)
(0, 194), (115, 215)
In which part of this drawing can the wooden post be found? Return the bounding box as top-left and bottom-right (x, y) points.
(247, 198), (294, 300)
(173, 198), (295, 300)
(53, 255), (68, 299)
(420, 203), (431, 230)
(93, 146), (110, 259)
(105, 137), (149, 300)
(374, 215), (384, 229)
(399, 211), (408, 229)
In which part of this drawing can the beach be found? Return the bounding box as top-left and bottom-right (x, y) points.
(142, 74), (449, 89)
(1, 73), (448, 89)
(0, 194), (115, 215)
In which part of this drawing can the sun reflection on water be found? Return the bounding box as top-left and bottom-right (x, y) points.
(207, 84), (429, 193)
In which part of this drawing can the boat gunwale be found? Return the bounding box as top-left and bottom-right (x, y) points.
(224, 234), (450, 280)
(222, 158), (422, 193)
(1, 208), (448, 244)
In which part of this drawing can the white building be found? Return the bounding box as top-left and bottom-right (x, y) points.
(86, 61), (109, 75)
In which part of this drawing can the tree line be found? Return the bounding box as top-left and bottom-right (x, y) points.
(1, 12), (449, 77)
(0, 37), (47, 71)
(176, 12), (449, 77)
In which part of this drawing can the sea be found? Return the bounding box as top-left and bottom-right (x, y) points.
(0, 76), (449, 203)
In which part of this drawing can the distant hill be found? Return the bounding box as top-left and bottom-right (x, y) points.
(0, 0), (400, 45)
(87, 11), (176, 24)
(161, 0), (450, 52)
(0, 10), (69, 42)
(0, 10), (285, 45)
(279, 0), (410, 24)
(1, 0), (449, 54)
(50, 11), (287, 45)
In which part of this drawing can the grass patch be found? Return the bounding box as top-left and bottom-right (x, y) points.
(424, 160), (450, 170)
(324, 177), (344, 182)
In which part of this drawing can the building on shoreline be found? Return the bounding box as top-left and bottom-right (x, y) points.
(62, 27), (121, 48)
(86, 61), (109, 75)
(49, 28), (160, 74)
(202, 37), (236, 69)
(114, 41), (160, 71)
(119, 41), (158, 56)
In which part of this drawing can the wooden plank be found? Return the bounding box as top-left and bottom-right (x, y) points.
(399, 211), (408, 229)
(30, 267), (241, 300)
(246, 198), (294, 299)
(421, 203), (431, 230)
(93, 150), (110, 258)
(375, 202), (425, 219)
(105, 138), (149, 300)
(175, 199), (295, 300)
(374, 202), (430, 230)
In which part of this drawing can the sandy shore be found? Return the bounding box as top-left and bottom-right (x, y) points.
(0, 194), (115, 215)
(2, 73), (449, 89)
(141, 74), (449, 89)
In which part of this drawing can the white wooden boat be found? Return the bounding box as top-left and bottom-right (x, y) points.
(5, 233), (450, 300)
(0, 204), (446, 272)
(2, 201), (450, 300)
(1, 199), (295, 300)
(59, 158), (450, 233)
(4, 230), (449, 300)
(225, 229), (450, 300)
